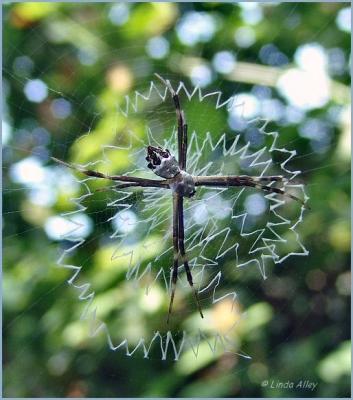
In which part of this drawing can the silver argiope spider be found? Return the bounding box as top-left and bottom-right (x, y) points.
(52, 74), (306, 323)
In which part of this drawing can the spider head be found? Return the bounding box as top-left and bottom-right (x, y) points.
(146, 146), (180, 178)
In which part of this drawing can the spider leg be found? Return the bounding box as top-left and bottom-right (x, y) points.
(167, 192), (180, 324)
(181, 120), (188, 171)
(251, 175), (285, 182)
(253, 183), (307, 207)
(194, 175), (306, 207)
(111, 182), (169, 189)
(194, 175), (285, 185)
(177, 194), (204, 319)
(95, 182), (170, 195)
(154, 74), (187, 170)
(51, 157), (169, 188)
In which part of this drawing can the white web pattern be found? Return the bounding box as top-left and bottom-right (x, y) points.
(55, 79), (309, 360)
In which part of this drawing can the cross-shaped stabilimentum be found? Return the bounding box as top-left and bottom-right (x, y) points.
(52, 74), (305, 323)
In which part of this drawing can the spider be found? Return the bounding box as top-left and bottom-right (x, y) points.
(52, 74), (305, 323)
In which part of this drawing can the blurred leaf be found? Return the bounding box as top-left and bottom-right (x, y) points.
(176, 340), (220, 375)
(125, 3), (178, 38)
(12, 2), (59, 23)
(328, 219), (351, 252)
(317, 341), (351, 383)
(179, 373), (235, 397)
(240, 302), (273, 336)
(93, 234), (164, 273)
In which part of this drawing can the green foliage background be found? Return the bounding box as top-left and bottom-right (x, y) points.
(3, 2), (351, 397)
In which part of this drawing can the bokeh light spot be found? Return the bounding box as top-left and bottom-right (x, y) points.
(229, 93), (259, 119)
(239, 2), (263, 25)
(234, 26), (256, 48)
(336, 7), (351, 32)
(295, 43), (327, 73)
(24, 79), (48, 103)
(111, 210), (138, 234)
(13, 55), (34, 77)
(190, 64), (213, 87)
(259, 44), (288, 66)
(146, 36), (169, 59)
(2, 120), (12, 145)
(245, 193), (267, 216)
(212, 51), (236, 74)
(277, 68), (330, 110)
(77, 49), (98, 66)
(44, 214), (93, 241)
(176, 11), (216, 46)
(9, 156), (46, 185)
(108, 3), (130, 26)
(306, 269), (327, 291)
(51, 98), (72, 119)
(106, 64), (133, 93)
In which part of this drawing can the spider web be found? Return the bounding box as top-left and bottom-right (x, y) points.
(55, 79), (309, 360)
